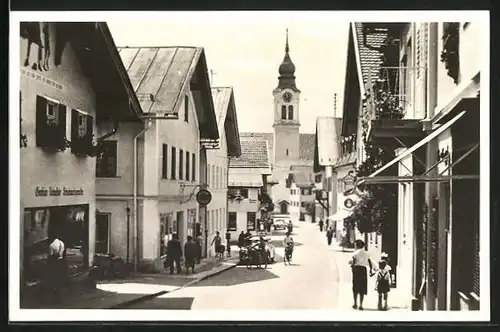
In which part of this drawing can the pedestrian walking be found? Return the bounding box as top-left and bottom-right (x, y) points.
(373, 260), (391, 310)
(287, 221), (293, 234)
(194, 232), (203, 264)
(326, 227), (334, 245)
(184, 236), (197, 274)
(325, 219), (330, 230)
(211, 231), (223, 259)
(225, 231), (232, 257)
(266, 219), (272, 233)
(318, 219), (324, 232)
(349, 239), (374, 310)
(340, 228), (348, 251)
(47, 234), (66, 302)
(165, 233), (182, 274)
(238, 231), (246, 248)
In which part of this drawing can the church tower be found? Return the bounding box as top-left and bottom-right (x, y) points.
(273, 29), (301, 164)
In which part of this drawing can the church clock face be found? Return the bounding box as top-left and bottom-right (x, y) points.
(282, 92), (292, 103)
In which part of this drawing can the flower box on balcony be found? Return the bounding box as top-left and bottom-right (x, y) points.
(40, 121), (69, 152)
(70, 133), (100, 158)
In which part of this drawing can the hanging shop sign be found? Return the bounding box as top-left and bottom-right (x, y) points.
(196, 189), (212, 206)
(35, 186), (84, 197)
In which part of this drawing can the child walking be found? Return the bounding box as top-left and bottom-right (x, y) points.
(374, 260), (391, 310)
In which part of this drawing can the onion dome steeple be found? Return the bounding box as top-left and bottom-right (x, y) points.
(277, 29), (299, 91)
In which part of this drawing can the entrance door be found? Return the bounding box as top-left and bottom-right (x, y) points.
(280, 201), (288, 214)
(95, 213), (110, 254)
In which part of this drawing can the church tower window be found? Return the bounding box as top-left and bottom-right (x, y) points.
(287, 105), (294, 120)
(281, 105), (287, 120)
(286, 149), (289, 156)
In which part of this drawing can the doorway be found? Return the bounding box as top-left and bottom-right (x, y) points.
(95, 213), (110, 254)
(279, 201), (289, 214)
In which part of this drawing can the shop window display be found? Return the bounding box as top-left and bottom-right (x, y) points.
(23, 204), (89, 283)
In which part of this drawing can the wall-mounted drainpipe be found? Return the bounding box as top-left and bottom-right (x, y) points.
(133, 120), (152, 272)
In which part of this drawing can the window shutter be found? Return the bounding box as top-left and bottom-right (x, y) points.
(162, 144), (168, 179)
(71, 109), (78, 142)
(87, 115), (94, 138)
(36, 95), (47, 146)
(192, 153), (196, 181)
(58, 104), (67, 139)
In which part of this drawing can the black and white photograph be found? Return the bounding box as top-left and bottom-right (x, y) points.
(10, 10), (490, 322)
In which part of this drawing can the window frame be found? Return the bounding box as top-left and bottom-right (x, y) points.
(179, 149), (184, 180)
(96, 140), (118, 178)
(185, 151), (190, 181)
(281, 105), (287, 119)
(162, 144), (168, 179)
(171, 146), (177, 180)
(246, 212), (256, 231)
(184, 94), (189, 122)
(192, 153), (196, 182)
(287, 105), (294, 120)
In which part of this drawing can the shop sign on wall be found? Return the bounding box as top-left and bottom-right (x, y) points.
(35, 186), (84, 197)
(21, 68), (64, 90)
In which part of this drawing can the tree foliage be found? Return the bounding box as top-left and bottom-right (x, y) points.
(350, 34), (399, 235)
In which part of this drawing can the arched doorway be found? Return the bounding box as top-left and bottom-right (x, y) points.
(279, 201), (288, 214)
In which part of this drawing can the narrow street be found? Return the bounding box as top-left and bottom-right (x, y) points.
(126, 221), (350, 310)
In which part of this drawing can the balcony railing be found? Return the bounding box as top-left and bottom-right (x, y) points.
(364, 66), (426, 121)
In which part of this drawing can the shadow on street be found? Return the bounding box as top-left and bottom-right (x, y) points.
(192, 266), (279, 287)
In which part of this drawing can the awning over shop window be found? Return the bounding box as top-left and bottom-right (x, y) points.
(356, 109), (479, 186)
(328, 209), (352, 221)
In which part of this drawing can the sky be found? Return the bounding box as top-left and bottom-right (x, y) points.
(108, 12), (349, 134)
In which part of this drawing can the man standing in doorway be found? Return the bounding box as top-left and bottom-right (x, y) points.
(47, 233), (66, 303)
(166, 234), (182, 274)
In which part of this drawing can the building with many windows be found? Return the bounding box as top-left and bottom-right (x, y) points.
(20, 22), (142, 288)
(342, 22), (483, 311)
(227, 136), (271, 237)
(287, 173), (314, 222)
(96, 46), (219, 272)
(205, 87), (241, 257)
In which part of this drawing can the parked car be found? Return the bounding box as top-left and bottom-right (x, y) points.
(239, 235), (275, 265)
(273, 219), (287, 231)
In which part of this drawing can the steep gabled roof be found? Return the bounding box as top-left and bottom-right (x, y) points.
(299, 134), (316, 160)
(34, 22), (143, 121)
(353, 23), (388, 89)
(239, 132), (315, 163)
(211, 87), (241, 157)
(290, 172), (313, 188)
(118, 46), (219, 140)
(229, 135), (269, 169)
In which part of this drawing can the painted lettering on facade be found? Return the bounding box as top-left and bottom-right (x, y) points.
(35, 186), (84, 196)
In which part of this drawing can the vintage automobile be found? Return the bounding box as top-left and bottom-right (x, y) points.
(273, 219), (288, 231)
(239, 235), (276, 265)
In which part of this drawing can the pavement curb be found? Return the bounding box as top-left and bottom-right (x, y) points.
(107, 260), (238, 309)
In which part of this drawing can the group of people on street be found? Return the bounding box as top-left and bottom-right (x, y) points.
(163, 232), (205, 274)
(349, 239), (392, 311)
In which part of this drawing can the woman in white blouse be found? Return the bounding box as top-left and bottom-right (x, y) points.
(349, 239), (374, 310)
